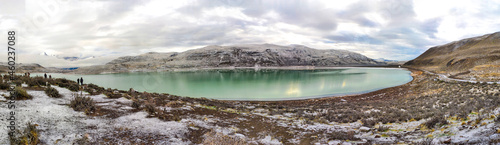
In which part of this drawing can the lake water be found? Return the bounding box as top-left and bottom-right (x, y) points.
(37, 68), (412, 101)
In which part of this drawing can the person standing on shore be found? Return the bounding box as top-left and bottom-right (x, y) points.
(44, 73), (47, 79)
(77, 78), (80, 85)
(80, 77), (84, 85)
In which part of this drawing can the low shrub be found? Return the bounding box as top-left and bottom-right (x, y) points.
(377, 125), (390, 132)
(69, 94), (96, 115)
(329, 130), (358, 140)
(12, 87), (32, 100)
(12, 80), (22, 87)
(27, 77), (46, 87)
(0, 81), (10, 90)
(104, 92), (122, 99)
(66, 83), (80, 92)
(73, 135), (90, 145)
(166, 100), (185, 108)
(131, 101), (141, 109)
(202, 130), (246, 145)
(361, 119), (377, 128)
(424, 116), (448, 129)
(54, 78), (71, 84)
(414, 137), (433, 145)
(144, 103), (157, 116)
(87, 83), (104, 91)
(44, 86), (61, 98)
(157, 112), (182, 121)
(9, 122), (40, 145)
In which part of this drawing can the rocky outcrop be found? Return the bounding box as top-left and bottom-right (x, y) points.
(76, 44), (382, 74)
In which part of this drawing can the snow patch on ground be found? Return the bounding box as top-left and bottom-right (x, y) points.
(0, 90), (87, 144)
(0, 86), (191, 144)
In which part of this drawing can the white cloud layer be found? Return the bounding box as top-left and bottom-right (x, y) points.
(0, 0), (499, 67)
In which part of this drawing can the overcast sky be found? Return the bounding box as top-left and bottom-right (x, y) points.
(1, 0), (500, 67)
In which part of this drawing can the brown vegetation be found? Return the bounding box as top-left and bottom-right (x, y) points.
(69, 94), (96, 115)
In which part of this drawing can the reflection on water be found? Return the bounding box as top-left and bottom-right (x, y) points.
(285, 82), (301, 96)
(36, 68), (412, 100)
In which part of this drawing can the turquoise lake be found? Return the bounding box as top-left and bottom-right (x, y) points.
(36, 68), (412, 101)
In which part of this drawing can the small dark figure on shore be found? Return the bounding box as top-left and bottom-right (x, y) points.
(80, 77), (83, 85)
(49, 75), (52, 79)
(77, 79), (80, 85)
(24, 73), (27, 76)
(27, 72), (30, 77)
(44, 73), (47, 79)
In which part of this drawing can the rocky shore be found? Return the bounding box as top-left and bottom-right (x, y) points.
(1, 69), (499, 144)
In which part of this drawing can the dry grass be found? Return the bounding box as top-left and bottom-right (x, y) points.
(421, 88), (444, 96)
(472, 64), (500, 71)
(9, 122), (40, 145)
(480, 73), (500, 78)
(12, 87), (33, 100)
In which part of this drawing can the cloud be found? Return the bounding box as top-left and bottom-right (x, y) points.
(0, 0), (500, 67)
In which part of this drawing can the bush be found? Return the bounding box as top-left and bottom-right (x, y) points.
(202, 130), (246, 145)
(12, 80), (22, 87)
(166, 101), (185, 108)
(104, 92), (122, 99)
(69, 94), (96, 115)
(87, 83), (104, 91)
(44, 86), (61, 98)
(424, 116), (448, 128)
(329, 130), (358, 140)
(414, 137), (433, 145)
(0, 81), (10, 90)
(131, 101), (141, 109)
(27, 77), (46, 87)
(144, 103), (157, 116)
(361, 119), (377, 128)
(12, 87), (32, 100)
(68, 83), (80, 92)
(9, 122), (40, 145)
(377, 125), (390, 132)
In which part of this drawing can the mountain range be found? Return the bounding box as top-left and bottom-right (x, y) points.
(73, 44), (383, 74)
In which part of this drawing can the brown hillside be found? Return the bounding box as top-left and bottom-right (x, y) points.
(404, 32), (500, 81)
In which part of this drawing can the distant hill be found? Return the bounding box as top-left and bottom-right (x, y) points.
(374, 58), (407, 65)
(405, 32), (500, 81)
(0, 63), (76, 74)
(0, 63), (46, 73)
(75, 44), (384, 74)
